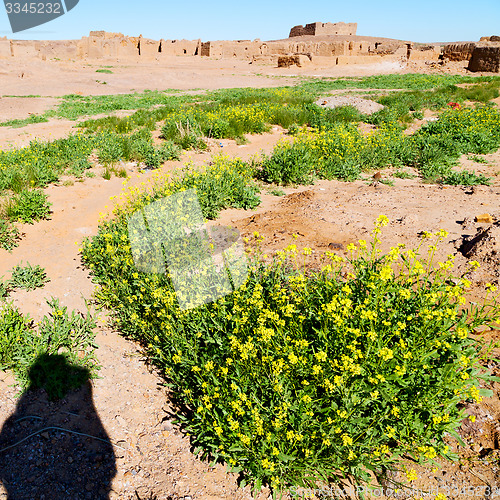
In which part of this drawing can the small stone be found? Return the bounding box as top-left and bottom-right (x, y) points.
(328, 242), (344, 250)
(161, 421), (173, 432)
(67, 457), (74, 463)
(40, 432), (50, 440)
(115, 415), (127, 428)
(476, 213), (494, 223)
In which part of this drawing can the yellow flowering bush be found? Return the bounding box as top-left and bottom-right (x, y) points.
(82, 212), (499, 494)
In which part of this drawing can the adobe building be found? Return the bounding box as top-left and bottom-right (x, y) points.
(289, 22), (357, 37)
(0, 23), (446, 68)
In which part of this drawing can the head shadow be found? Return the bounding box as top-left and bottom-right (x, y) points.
(0, 353), (117, 499)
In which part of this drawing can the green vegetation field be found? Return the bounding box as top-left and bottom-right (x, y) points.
(2, 73), (500, 496)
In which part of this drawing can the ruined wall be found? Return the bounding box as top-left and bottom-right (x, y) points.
(0, 37), (11, 58)
(408, 45), (441, 62)
(11, 40), (38, 59)
(201, 40), (264, 59)
(289, 22), (357, 37)
(37, 40), (79, 60)
(160, 39), (201, 56)
(480, 36), (500, 42)
(468, 42), (500, 72)
(138, 37), (160, 59)
(0, 29), (414, 68)
(443, 42), (476, 61)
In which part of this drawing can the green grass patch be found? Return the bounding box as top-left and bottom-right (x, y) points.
(8, 262), (49, 290)
(5, 189), (51, 223)
(0, 114), (49, 128)
(0, 299), (98, 399)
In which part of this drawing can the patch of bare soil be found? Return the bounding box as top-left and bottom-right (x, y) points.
(315, 95), (384, 115)
(0, 96), (59, 122)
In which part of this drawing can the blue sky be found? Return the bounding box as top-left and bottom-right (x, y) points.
(1, 0), (499, 43)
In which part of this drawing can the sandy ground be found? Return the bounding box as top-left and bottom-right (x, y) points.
(0, 57), (500, 499)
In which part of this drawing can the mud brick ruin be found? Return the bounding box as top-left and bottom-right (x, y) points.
(289, 22), (357, 37)
(0, 23), (498, 72)
(443, 36), (500, 72)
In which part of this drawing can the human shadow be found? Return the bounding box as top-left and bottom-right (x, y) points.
(0, 354), (117, 499)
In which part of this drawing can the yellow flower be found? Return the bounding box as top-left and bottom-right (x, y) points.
(406, 469), (418, 482)
(341, 433), (353, 446)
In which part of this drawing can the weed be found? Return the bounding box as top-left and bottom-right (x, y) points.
(0, 219), (21, 251)
(5, 189), (51, 224)
(82, 214), (500, 495)
(0, 115), (49, 128)
(0, 298), (98, 398)
(440, 170), (492, 186)
(393, 168), (416, 179)
(9, 262), (50, 290)
(268, 188), (286, 196)
(467, 155), (488, 164)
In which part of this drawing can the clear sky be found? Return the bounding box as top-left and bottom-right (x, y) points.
(1, 0), (499, 44)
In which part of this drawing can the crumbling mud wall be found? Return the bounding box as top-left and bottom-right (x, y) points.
(289, 22), (357, 37)
(468, 42), (500, 72)
(0, 23), (423, 69)
(0, 37), (12, 58)
(200, 40), (265, 59)
(443, 42), (476, 61)
(160, 39), (201, 56)
(408, 45), (441, 62)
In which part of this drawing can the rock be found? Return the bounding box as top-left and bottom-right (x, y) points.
(115, 415), (127, 428)
(476, 213), (494, 223)
(328, 242), (344, 250)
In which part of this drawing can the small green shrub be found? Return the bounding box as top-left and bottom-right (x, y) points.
(5, 189), (51, 223)
(467, 154), (488, 164)
(268, 188), (286, 196)
(161, 118), (206, 150)
(260, 141), (315, 185)
(0, 278), (9, 300)
(0, 303), (30, 369)
(440, 170), (492, 186)
(96, 69), (113, 74)
(392, 168), (416, 179)
(0, 298), (98, 398)
(139, 141), (181, 169)
(97, 135), (124, 165)
(9, 262), (49, 290)
(0, 219), (21, 251)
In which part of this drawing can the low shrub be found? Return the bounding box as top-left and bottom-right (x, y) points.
(0, 219), (21, 251)
(0, 299), (98, 398)
(440, 169), (491, 186)
(260, 141), (315, 185)
(5, 189), (51, 224)
(82, 214), (499, 495)
(9, 262), (50, 290)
